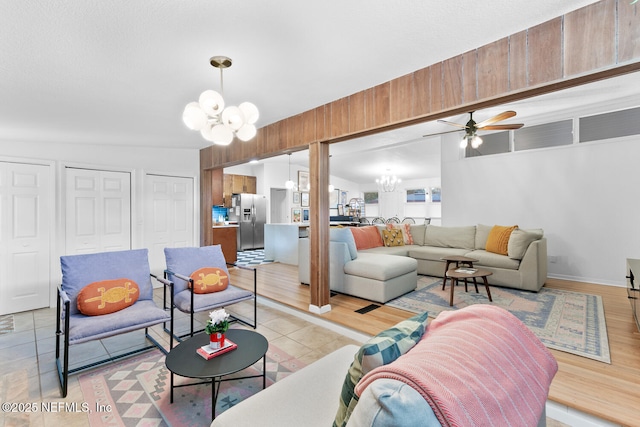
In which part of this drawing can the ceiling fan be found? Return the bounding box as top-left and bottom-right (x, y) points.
(424, 111), (524, 149)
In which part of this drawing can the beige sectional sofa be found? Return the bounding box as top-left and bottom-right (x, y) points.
(299, 224), (547, 303)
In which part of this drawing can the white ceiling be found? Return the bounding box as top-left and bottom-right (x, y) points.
(1, 0), (603, 148)
(3, 1), (637, 184)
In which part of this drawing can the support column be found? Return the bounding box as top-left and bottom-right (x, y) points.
(308, 141), (331, 313)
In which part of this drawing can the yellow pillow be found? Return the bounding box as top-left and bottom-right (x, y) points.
(190, 267), (229, 294)
(382, 229), (405, 247)
(486, 225), (518, 255)
(77, 278), (139, 316)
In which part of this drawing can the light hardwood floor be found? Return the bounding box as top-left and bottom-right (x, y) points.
(230, 262), (640, 427)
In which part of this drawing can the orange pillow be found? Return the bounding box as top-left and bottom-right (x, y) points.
(190, 267), (229, 294)
(350, 226), (383, 250)
(386, 223), (414, 245)
(77, 278), (139, 316)
(486, 225), (518, 255)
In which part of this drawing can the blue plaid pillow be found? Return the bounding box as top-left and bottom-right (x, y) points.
(333, 311), (429, 427)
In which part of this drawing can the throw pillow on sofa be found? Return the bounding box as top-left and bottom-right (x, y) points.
(331, 227), (359, 260)
(350, 226), (384, 250)
(382, 229), (405, 247)
(508, 228), (543, 260)
(486, 225), (518, 255)
(333, 311), (429, 427)
(385, 223), (414, 245)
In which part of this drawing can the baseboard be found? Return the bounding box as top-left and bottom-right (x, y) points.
(255, 295), (370, 343)
(546, 401), (621, 427)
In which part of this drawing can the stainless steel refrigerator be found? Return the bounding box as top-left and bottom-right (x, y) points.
(229, 194), (267, 251)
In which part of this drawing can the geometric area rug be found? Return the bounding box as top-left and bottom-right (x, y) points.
(79, 343), (306, 426)
(386, 277), (610, 364)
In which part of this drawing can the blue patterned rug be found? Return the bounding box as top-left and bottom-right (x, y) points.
(386, 278), (610, 363)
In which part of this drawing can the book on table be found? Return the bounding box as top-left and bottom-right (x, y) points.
(455, 268), (477, 274)
(196, 339), (238, 360)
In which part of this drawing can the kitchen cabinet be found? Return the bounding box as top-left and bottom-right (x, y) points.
(212, 225), (238, 263)
(223, 174), (257, 207)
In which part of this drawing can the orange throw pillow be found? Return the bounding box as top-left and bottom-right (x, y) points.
(189, 267), (229, 294)
(350, 226), (383, 250)
(486, 225), (518, 255)
(77, 278), (139, 316)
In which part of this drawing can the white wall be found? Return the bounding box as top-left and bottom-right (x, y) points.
(441, 132), (640, 286)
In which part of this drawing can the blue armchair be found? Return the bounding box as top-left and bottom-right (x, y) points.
(55, 248), (171, 397)
(163, 245), (257, 342)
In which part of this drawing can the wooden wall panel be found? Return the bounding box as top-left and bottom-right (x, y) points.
(349, 91), (366, 132)
(412, 67), (430, 116)
(529, 18), (563, 87)
(564, 0), (616, 76)
(301, 109), (316, 144)
(390, 74), (413, 122)
(443, 56), (463, 110)
(619, 1), (640, 62)
(372, 82), (391, 127)
(315, 105), (328, 142)
(462, 50), (477, 104)
(430, 62), (443, 113)
(477, 38), (509, 100)
(509, 31), (527, 91)
(330, 97), (349, 138)
(364, 88), (375, 129)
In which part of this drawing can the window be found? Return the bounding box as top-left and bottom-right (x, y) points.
(431, 187), (441, 203)
(406, 188), (426, 203)
(514, 120), (573, 151)
(580, 106), (640, 143)
(466, 131), (510, 157)
(364, 192), (379, 204)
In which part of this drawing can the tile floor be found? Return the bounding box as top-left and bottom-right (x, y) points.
(0, 289), (361, 427)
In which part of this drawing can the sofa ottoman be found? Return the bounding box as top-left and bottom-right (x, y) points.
(343, 253), (418, 303)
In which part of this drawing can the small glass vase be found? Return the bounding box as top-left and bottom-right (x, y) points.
(209, 332), (225, 349)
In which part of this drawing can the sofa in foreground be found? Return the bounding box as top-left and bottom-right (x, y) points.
(299, 224), (547, 303)
(210, 305), (557, 427)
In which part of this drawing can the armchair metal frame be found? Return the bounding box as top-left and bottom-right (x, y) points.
(163, 262), (257, 345)
(55, 274), (171, 398)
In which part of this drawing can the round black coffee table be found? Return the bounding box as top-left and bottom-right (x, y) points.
(165, 328), (268, 420)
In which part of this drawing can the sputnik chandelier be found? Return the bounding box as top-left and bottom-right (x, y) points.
(376, 171), (401, 192)
(182, 56), (259, 146)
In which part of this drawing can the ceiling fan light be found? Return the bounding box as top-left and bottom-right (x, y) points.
(211, 124), (234, 145)
(182, 102), (207, 130)
(460, 137), (469, 149)
(236, 123), (257, 141)
(239, 102), (259, 125)
(222, 106), (245, 130)
(199, 90), (225, 117)
(471, 135), (483, 148)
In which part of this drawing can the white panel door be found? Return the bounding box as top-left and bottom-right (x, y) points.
(65, 168), (131, 255)
(144, 174), (194, 277)
(0, 162), (51, 314)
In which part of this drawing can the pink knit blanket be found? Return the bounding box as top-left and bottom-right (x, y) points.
(355, 305), (558, 427)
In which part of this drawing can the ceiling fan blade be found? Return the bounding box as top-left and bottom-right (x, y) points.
(422, 129), (463, 138)
(475, 110), (517, 128)
(437, 119), (468, 129)
(479, 123), (524, 130)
